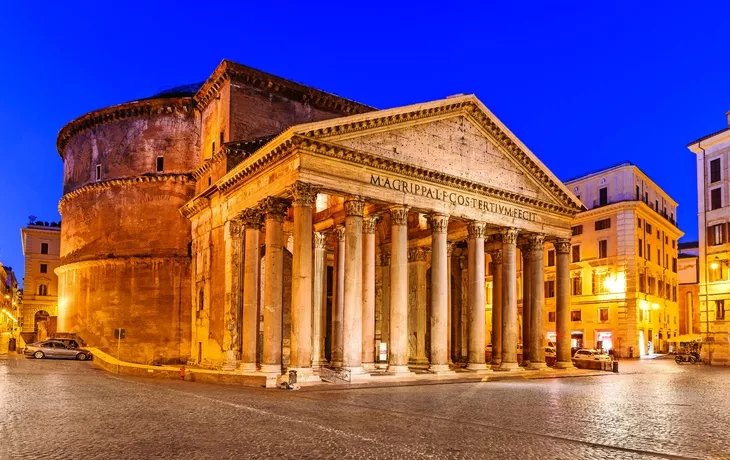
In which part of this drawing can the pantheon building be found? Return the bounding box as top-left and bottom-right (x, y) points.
(56, 60), (582, 378)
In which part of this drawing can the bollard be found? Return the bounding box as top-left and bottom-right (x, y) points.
(612, 361), (619, 373)
(180, 365), (186, 381)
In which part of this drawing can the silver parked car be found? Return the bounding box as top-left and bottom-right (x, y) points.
(24, 340), (92, 361)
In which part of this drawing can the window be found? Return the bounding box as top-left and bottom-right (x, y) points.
(708, 223), (724, 246)
(544, 280), (555, 298)
(636, 185), (640, 201)
(95, 164), (101, 181)
(156, 156), (164, 172)
(198, 289), (205, 311)
(657, 249), (661, 265)
(665, 282), (671, 300)
(572, 245), (580, 263)
(647, 243), (652, 261)
(212, 141), (216, 155)
(220, 131), (225, 146)
(208, 176), (212, 186)
(571, 310), (582, 322)
(710, 262), (726, 282)
(672, 257), (677, 273)
(658, 282), (664, 298)
(571, 276), (582, 295)
(645, 191), (649, 203)
(40, 263), (47, 274)
(647, 275), (656, 295)
(548, 312), (556, 322)
(640, 309), (646, 322)
(598, 240), (608, 259)
(672, 240), (676, 249)
(38, 284), (47, 296)
(716, 300), (726, 320)
(595, 218), (611, 231)
(547, 250), (555, 267)
(639, 273), (646, 293)
(711, 158), (721, 183)
(599, 187), (608, 206)
(655, 200), (659, 211)
(600, 308), (609, 322)
(645, 222), (653, 234)
(665, 254), (669, 269)
(711, 187), (722, 210)
(571, 225), (583, 236)
(639, 239), (643, 258)
(593, 271), (608, 294)
(637, 218), (642, 229)
(41, 243), (48, 254)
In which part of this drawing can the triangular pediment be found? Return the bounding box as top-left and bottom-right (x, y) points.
(292, 95), (582, 213)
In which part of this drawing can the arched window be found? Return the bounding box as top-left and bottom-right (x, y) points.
(38, 284), (47, 296)
(198, 289), (204, 311)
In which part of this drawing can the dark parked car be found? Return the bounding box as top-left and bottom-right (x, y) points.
(24, 340), (92, 361)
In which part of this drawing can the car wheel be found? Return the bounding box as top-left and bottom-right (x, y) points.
(33, 351), (44, 359)
(76, 353), (88, 361)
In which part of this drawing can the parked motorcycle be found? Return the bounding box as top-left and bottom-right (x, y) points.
(675, 351), (701, 364)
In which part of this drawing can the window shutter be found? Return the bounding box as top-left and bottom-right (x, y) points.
(724, 223), (729, 245)
(708, 226), (715, 246)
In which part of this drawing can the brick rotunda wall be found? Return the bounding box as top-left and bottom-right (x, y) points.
(57, 97), (200, 364)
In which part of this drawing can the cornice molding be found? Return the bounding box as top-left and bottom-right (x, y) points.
(59, 173), (194, 213)
(57, 97), (194, 158)
(56, 255), (191, 273)
(180, 196), (210, 220)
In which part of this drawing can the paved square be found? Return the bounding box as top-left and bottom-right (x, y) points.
(1, 356), (728, 459)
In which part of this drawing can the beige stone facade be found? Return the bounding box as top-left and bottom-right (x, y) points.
(20, 221), (61, 341)
(559, 163), (682, 357)
(688, 120), (730, 365)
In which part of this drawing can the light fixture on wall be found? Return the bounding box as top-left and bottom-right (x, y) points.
(711, 257), (720, 270)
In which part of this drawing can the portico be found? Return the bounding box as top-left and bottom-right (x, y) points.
(183, 95), (582, 380)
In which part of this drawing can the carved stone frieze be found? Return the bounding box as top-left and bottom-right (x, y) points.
(466, 221), (487, 240)
(288, 181), (320, 207)
(389, 205), (410, 226)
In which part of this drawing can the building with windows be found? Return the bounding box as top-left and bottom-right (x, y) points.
(21, 220), (61, 342)
(0, 263), (21, 353)
(677, 241), (700, 337)
(688, 118), (730, 365)
(556, 163), (682, 357)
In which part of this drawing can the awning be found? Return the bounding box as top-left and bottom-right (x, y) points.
(668, 334), (702, 343)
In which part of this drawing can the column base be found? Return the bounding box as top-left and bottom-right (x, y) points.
(490, 359), (502, 366)
(496, 362), (524, 372)
(554, 361), (576, 370)
(386, 364), (416, 376)
(429, 364), (456, 375)
(526, 361), (548, 371)
(520, 360), (530, 367)
(286, 367), (321, 382)
(363, 362), (377, 371)
(221, 362), (237, 372)
(312, 358), (329, 369)
(259, 364), (282, 375)
(238, 362), (257, 373)
(330, 360), (343, 368)
(344, 366), (371, 381)
(466, 362), (489, 371)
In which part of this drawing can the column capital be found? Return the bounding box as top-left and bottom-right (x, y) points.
(344, 198), (365, 217)
(408, 247), (430, 262)
(555, 238), (572, 254)
(501, 227), (519, 245)
(334, 225), (346, 242)
(379, 251), (391, 267)
(389, 205), (410, 226)
(517, 241), (532, 255)
(288, 181), (320, 207)
(467, 221), (487, 240)
(529, 234), (545, 251)
(313, 231), (327, 249)
(258, 197), (290, 222)
(363, 215), (380, 234)
(428, 214), (449, 234)
(227, 219), (243, 238)
(489, 249), (503, 264)
(447, 242), (455, 257)
(239, 208), (264, 229)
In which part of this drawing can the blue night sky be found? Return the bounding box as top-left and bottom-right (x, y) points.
(1, 1), (728, 284)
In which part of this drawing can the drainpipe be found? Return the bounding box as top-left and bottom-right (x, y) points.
(698, 141), (712, 362)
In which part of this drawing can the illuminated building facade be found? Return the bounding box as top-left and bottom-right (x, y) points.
(21, 220), (61, 342)
(560, 163), (682, 357)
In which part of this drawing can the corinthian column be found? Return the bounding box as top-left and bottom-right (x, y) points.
(519, 241), (532, 367)
(222, 219), (243, 371)
(489, 247), (503, 365)
(342, 198), (368, 378)
(499, 227), (522, 371)
(239, 208), (263, 372)
(447, 242), (454, 364)
(429, 214), (454, 374)
(312, 232), (328, 369)
(387, 205), (413, 375)
(362, 215), (379, 371)
(527, 234), (547, 370)
(466, 221), (488, 371)
(331, 225), (345, 367)
(554, 238), (575, 369)
(288, 181), (319, 379)
(259, 197), (289, 375)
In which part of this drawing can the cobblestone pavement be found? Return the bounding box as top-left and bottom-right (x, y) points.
(1, 354), (729, 460)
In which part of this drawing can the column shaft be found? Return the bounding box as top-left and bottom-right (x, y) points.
(555, 239), (575, 368)
(499, 228), (521, 371)
(520, 244), (531, 366)
(388, 205), (412, 374)
(429, 215), (452, 373)
(467, 222), (488, 371)
(311, 232), (328, 368)
(528, 235), (547, 370)
(331, 226), (345, 367)
(260, 197), (289, 375)
(342, 199), (367, 375)
(222, 219), (243, 371)
(490, 249), (503, 365)
(362, 217), (378, 370)
(239, 209), (262, 372)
